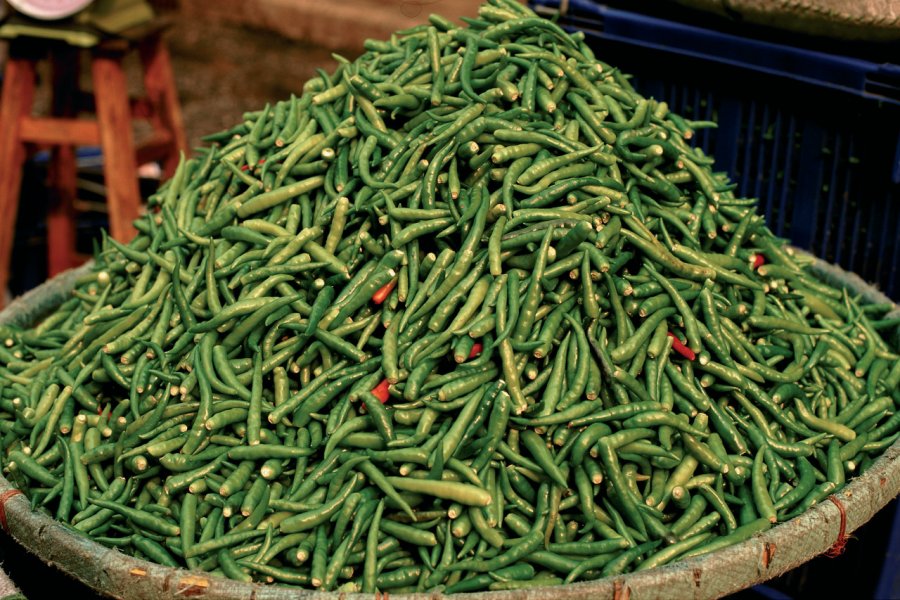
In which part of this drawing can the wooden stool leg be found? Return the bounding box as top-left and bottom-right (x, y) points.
(0, 53), (37, 306)
(47, 47), (80, 276)
(92, 51), (141, 243)
(139, 33), (187, 178)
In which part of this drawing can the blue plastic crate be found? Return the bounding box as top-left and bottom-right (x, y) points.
(531, 0), (900, 300)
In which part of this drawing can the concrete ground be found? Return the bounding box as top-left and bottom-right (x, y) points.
(163, 18), (348, 152)
(164, 0), (482, 151)
(178, 0), (484, 53)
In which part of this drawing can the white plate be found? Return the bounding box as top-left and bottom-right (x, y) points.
(7, 0), (94, 20)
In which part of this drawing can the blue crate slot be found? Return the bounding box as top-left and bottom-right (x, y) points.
(532, 0), (900, 104)
(529, 1), (900, 299)
(747, 585), (795, 600)
(29, 146), (104, 168)
(876, 500), (900, 599)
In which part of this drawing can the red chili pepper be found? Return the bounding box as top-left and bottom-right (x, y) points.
(667, 332), (696, 361)
(240, 159), (266, 172)
(752, 254), (765, 270)
(371, 379), (391, 403)
(468, 342), (483, 359)
(372, 279), (397, 305)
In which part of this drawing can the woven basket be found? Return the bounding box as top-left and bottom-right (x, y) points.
(0, 562), (24, 600)
(0, 258), (897, 599)
(665, 0), (900, 40)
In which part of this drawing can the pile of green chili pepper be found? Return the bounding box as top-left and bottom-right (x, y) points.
(0, 0), (898, 593)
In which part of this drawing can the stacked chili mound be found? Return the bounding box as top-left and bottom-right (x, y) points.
(1, 0), (898, 592)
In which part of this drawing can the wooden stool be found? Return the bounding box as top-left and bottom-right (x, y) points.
(0, 18), (187, 307)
